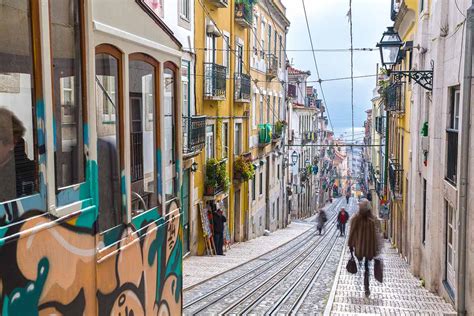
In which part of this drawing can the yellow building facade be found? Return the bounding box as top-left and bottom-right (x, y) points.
(386, 0), (418, 257)
(192, 0), (254, 254)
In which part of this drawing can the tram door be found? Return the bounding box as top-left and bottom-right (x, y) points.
(445, 202), (456, 293)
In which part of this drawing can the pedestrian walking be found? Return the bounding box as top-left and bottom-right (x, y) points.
(212, 209), (227, 255)
(337, 207), (349, 236)
(347, 199), (382, 297)
(316, 208), (327, 235)
(345, 189), (351, 204)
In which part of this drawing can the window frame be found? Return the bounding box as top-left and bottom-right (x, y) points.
(50, 0), (89, 198)
(0, 0), (46, 217)
(128, 53), (161, 217)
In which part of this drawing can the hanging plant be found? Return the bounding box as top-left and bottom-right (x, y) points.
(234, 156), (255, 182)
(205, 158), (230, 194)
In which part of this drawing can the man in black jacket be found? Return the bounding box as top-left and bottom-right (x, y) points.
(212, 209), (227, 255)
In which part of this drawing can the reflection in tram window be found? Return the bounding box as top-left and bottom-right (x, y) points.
(51, 0), (85, 188)
(164, 67), (176, 203)
(0, 1), (38, 203)
(95, 52), (123, 231)
(129, 58), (157, 216)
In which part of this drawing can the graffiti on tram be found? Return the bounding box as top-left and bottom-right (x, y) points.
(0, 205), (182, 315)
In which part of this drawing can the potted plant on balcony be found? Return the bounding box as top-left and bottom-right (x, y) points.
(273, 120), (286, 139)
(234, 156), (255, 182)
(205, 159), (230, 195)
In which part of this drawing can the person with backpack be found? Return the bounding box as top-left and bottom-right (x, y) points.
(337, 207), (349, 236)
(316, 208), (327, 235)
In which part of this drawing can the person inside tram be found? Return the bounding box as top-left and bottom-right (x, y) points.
(0, 107), (35, 203)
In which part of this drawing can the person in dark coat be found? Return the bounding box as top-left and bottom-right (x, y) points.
(348, 199), (382, 297)
(316, 208), (327, 235)
(212, 209), (227, 255)
(337, 207), (349, 236)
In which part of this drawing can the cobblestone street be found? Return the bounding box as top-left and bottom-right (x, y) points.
(325, 242), (457, 315)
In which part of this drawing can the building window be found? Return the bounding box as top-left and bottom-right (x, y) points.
(252, 93), (257, 128)
(95, 47), (123, 231)
(268, 25), (272, 54)
(223, 35), (230, 74)
(0, 0), (39, 204)
(422, 178), (427, 244)
(236, 43), (243, 75)
(164, 64), (177, 202)
(260, 95), (264, 124)
(259, 170), (263, 195)
(274, 30), (277, 57)
(234, 123), (242, 155)
(420, 0), (424, 13)
(252, 175), (256, 201)
(446, 87), (460, 185)
(253, 16), (258, 56)
(179, 0), (190, 20)
(222, 122), (228, 158)
(261, 21), (265, 59)
(129, 55), (158, 216)
(206, 124), (215, 159)
(279, 34), (283, 67)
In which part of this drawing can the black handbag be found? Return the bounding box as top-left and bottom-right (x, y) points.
(374, 258), (384, 283)
(346, 253), (358, 274)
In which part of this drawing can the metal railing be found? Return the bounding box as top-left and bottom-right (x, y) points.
(204, 62), (227, 99)
(446, 129), (458, 185)
(209, 0), (228, 7)
(234, 73), (251, 101)
(389, 159), (403, 199)
(386, 82), (405, 113)
(183, 115), (206, 155)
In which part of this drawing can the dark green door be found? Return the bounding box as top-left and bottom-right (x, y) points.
(182, 170), (190, 254)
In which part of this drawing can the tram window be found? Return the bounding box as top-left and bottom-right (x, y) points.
(164, 66), (176, 203)
(95, 51), (123, 231)
(129, 57), (157, 216)
(0, 1), (38, 203)
(51, 0), (85, 188)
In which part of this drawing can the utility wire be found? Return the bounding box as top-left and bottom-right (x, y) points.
(348, 0), (355, 144)
(188, 73), (376, 84)
(184, 47), (377, 53)
(301, 0), (334, 132)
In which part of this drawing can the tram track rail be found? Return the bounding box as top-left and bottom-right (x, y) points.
(220, 209), (346, 316)
(183, 199), (345, 315)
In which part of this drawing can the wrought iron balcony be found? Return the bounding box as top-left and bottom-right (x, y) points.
(234, 73), (251, 102)
(258, 123), (272, 146)
(266, 54), (278, 80)
(183, 115), (206, 156)
(204, 62), (227, 100)
(389, 159), (403, 199)
(385, 82), (405, 113)
(288, 84), (297, 98)
(235, 1), (253, 28)
(208, 0), (228, 8)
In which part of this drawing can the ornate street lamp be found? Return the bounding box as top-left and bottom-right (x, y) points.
(191, 161), (198, 172)
(291, 151), (299, 166)
(377, 26), (433, 91)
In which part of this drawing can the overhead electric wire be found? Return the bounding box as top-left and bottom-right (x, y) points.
(348, 0), (355, 144)
(189, 73), (376, 84)
(301, 0), (334, 132)
(185, 47), (377, 53)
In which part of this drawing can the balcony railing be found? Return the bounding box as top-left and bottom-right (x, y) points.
(446, 129), (458, 185)
(266, 54), (278, 80)
(288, 84), (297, 98)
(235, 1), (253, 28)
(386, 82), (405, 113)
(183, 115), (206, 156)
(204, 62), (227, 100)
(258, 123), (272, 146)
(209, 0), (228, 8)
(389, 159), (403, 199)
(234, 73), (251, 102)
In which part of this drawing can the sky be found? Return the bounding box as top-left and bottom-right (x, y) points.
(282, 0), (392, 138)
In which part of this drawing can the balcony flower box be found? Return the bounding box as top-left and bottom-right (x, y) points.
(233, 156), (255, 183)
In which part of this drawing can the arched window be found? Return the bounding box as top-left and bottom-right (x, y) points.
(95, 44), (124, 231)
(164, 62), (178, 205)
(128, 53), (159, 216)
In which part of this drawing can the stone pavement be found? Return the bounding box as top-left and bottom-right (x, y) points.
(325, 242), (456, 315)
(183, 219), (314, 290)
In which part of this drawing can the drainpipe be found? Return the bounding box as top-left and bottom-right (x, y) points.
(457, 3), (473, 314)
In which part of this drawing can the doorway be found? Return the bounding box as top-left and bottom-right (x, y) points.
(445, 201), (456, 295)
(182, 170), (190, 255)
(234, 189), (241, 242)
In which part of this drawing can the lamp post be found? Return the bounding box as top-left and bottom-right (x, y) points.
(291, 151), (299, 166)
(377, 26), (433, 91)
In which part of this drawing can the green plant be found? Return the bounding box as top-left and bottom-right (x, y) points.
(421, 121), (429, 137)
(234, 156), (255, 181)
(205, 158), (230, 193)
